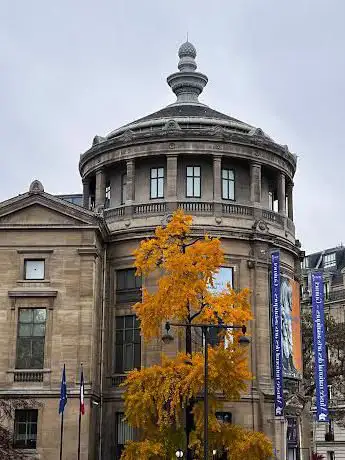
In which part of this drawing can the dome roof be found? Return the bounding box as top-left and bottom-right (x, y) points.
(178, 40), (197, 59)
(97, 40), (272, 143)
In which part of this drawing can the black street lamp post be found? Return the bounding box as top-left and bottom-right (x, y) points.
(162, 321), (250, 460)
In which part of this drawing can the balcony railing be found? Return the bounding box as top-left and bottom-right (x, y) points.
(111, 374), (127, 387)
(13, 370), (44, 382)
(178, 201), (213, 213)
(222, 203), (253, 216)
(103, 200), (294, 234)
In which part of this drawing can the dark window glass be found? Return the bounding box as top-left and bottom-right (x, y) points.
(121, 174), (127, 205)
(115, 315), (141, 373)
(16, 309), (46, 369)
(116, 412), (134, 459)
(186, 166), (201, 198)
(221, 169), (235, 200)
(116, 269), (142, 303)
(14, 410), (38, 449)
(150, 168), (164, 199)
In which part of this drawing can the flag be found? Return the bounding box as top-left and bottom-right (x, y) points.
(79, 367), (85, 415)
(59, 364), (67, 414)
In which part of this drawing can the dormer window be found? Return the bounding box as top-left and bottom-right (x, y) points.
(324, 253), (336, 268)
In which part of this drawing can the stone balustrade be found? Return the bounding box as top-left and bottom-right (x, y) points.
(103, 200), (295, 235)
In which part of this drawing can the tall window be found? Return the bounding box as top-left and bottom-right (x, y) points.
(121, 174), (127, 205)
(115, 315), (141, 373)
(16, 309), (46, 369)
(150, 167), (164, 199)
(221, 169), (235, 200)
(105, 182), (111, 208)
(186, 166), (201, 197)
(116, 268), (142, 303)
(14, 409), (38, 449)
(116, 412), (134, 459)
(324, 253), (336, 268)
(268, 191), (274, 211)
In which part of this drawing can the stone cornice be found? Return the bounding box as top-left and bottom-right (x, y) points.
(79, 130), (296, 179)
(8, 288), (58, 298)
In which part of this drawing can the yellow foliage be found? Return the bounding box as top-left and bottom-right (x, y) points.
(120, 440), (165, 460)
(120, 210), (272, 459)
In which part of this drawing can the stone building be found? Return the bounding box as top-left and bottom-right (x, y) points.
(0, 41), (303, 459)
(301, 246), (345, 460)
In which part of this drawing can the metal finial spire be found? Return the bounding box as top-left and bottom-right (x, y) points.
(167, 39), (208, 104)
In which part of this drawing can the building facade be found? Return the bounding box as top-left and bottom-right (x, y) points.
(0, 41), (303, 459)
(301, 246), (345, 460)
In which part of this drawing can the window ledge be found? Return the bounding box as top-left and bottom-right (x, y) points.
(16, 279), (51, 284)
(8, 288), (57, 298)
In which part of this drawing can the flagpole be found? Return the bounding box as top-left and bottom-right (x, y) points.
(77, 363), (83, 460)
(60, 410), (64, 460)
(59, 363), (67, 460)
(77, 404), (81, 460)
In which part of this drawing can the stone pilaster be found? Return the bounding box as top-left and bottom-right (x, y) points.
(126, 159), (135, 204)
(250, 162), (262, 204)
(213, 156), (222, 201)
(166, 155), (178, 200)
(277, 173), (286, 215)
(95, 169), (106, 211)
(82, 178), (89, 209)
(287, 182), (294, 220)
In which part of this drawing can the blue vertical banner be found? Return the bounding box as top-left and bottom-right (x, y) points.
(312, 272), (329, 422)
(271, 251), (284, 416)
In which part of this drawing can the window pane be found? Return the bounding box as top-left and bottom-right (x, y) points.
(25, 260), (44, 280)
(158, 168), (164, 178)
(151, 179), (157, 198)
(157, 178), (164, 198)
(117, 271), (126, 290)
(125, 315), (134, 329)
(187, 177), (193, 196)
(228, 180), (235, 200)
(125, 329), (133, 343)
(134, 343), (141, 368)
(194, 166), (200, 177)
(151, 168), (157, 178)
(34, 309), (46, 323)
(124, 344), (133, 370)
(126, 270), (135, 289)
(228, 169), (234, 180)
(19, 324), (32, 337)
(19, 310), (33, 323)
(115, 345), (123, 373)
(186, 167), (193, 177)
(33, 323), (46, 337)
(222, 169), (228, 179)
(194, 177), (201, 197)
(222, 179), (228, 199)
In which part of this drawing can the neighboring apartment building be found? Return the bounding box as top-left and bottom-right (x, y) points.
(0, 41), (303, 459)
(301, 246), (345, 460)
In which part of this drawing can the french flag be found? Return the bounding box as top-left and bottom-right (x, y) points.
(80, 367), (85, 415)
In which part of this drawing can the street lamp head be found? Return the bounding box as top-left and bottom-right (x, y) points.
(212, 448), (217, 456)
(175, 449), (184, 458)
(162, 321), (174, 344)
(238, 325), (250, 347)
(238, 334), (250, 347)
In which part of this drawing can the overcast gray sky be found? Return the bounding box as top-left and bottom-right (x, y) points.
(1, 0), (344, 253)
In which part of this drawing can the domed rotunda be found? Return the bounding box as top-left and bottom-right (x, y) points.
(79, 41), (301, 460)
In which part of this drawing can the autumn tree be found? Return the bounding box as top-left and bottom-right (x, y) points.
(121, 210), (273, 460)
